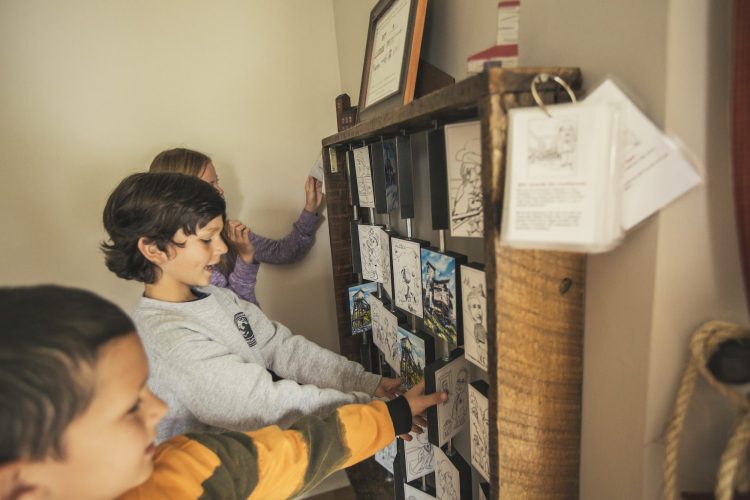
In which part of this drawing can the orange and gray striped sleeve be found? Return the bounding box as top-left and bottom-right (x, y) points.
(117, 397), (413, 500)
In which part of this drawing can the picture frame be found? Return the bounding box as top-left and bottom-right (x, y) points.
(469, 380), (490, 482)
(357, 0), (428, 123)
(460, 263), (488, 371)
(420, 248), (467, 346)
(445, 120), (483, 238)
(434, 445), (472, 500)
(424, 349), (469, 447)
(391, 236), (429, 317)
(347, 281), (379, 335)
(397, 326), (435, 389)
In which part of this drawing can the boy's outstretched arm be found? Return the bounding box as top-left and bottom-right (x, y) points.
(118, 385), (445, 500)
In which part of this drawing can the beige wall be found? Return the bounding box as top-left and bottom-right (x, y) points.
(0, 0), (344, 352)
(332, 1), (743, 498)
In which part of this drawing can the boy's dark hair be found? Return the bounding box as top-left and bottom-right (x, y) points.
(0, 285), (135, 463)
(102, 172), (226, 284)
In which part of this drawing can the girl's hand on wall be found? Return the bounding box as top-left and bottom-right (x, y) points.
(227, 220), (255, 263)
(304, 176), (324, 213)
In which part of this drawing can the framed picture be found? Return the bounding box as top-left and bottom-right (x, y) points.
(391, 236), (428, 317)
(397, 326), (434, 390)
(396, 427), (435, 482)
(353, 145), (376, 208)
(445, 120), (483, 238)
(375, 437), (398, 474)
(371, 139), (400, 214)
(420, 248), (467, 345)
(424, 349), (469, 447)
(469, 380), (490, 482)
(380, 228), (396, 301)
(460, 263), (487, 371)
(357, 0), (428, 123)
(434, 446), (472, 500)
(348, 281), (378, 335)
(359, 224), (384, 282)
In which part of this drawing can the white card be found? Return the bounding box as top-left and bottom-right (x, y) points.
(461, 265), (488, 371)
(403, 428), (434, 482)
(445, 120), (484, 238)
(308, 151), (326, 195)
(503, 102), (623, 252)
(435, 447), (461, 500)
(585, 79), (702, 229)
(374, 438), (397, 474)
(358, 225), (382, 283)
(353, 146), (375, 208)
(469, 382), (490, 481)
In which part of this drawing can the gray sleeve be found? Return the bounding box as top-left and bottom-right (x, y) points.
(153, 330), (372, 432)
(245, 302), (381, 395)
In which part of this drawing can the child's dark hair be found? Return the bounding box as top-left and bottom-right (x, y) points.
(101, 172), (226, 284)
(0, 285), (135, 463)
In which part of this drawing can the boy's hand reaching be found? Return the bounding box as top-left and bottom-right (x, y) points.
(226, 220), (255, 264)
(375, 376), (403, 399)
(400, 380), (447, 441)
(304, 176), (324, 213)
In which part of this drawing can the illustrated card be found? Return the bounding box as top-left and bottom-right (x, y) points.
(396, 428), (435, 482)
(396, 326), (434, 390)
(434, 445), (472, 500)
(445, 120), (483, 238)
(368, 293), (386, 355)
(382, 138), (399, 212)
(380, 228), (395, 301)
(469, 380), (490, 482)
(391, 237), (426, 317)
(375, 437), (398, 474)
(460, 263), (488, 371)
(345, 149), (360, 206)
(421, 248), (467, 345)
(348, 281), (378, 335)
(425, 349), (470, 447)
(371, 139), (400, 214)
(353, 145), (375, 208)
(380, 307), (401, 374)
(359, 224), (384, 282)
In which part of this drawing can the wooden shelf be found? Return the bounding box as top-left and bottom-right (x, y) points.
(322, 67), (585, 500)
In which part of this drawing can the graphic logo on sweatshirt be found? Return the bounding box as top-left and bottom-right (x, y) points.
(234, 312), (257, 347)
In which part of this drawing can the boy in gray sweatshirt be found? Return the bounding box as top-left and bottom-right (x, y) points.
(102, 172), (402, 442)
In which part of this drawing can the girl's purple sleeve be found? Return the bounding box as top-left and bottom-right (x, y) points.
(249, 209), (322, 265)
(210, 260), (261, 306)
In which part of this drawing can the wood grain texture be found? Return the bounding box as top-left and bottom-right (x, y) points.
(483, 76), (585, 500)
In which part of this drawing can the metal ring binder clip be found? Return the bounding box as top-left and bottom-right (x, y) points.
(531, 73), (577, 117)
